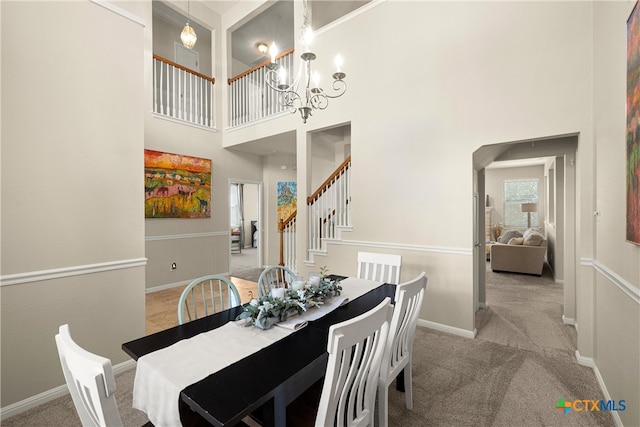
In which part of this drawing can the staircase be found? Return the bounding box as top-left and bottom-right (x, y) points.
(278, 156), (352, 269)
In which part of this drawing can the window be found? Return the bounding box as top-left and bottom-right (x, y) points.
(503, 179), (539, 228)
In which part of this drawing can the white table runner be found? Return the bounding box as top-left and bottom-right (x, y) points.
(132, 277), (383, 427)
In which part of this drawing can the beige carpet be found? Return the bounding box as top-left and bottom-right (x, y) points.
(3, 263), (615, 427)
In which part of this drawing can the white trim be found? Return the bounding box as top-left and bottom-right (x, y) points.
(0, 258), (147, 287)
(89, 0), (145, 27)
(145, 231), (226, 242)
(225, 110), (290, 133)
(0, 359), (136, 421)
(328, 238), (471, 256)
(581, 257), (640, 304)
(575, 351), (624, 427)
(305, 239), (470, 266)
(418, 319), (477, 339)
(478, 302), (487, 309)
(146, 279), (191, 294)
(562, 315), (575, 326)
(151, 112), (218, 133)
(315, 0), (385, 36)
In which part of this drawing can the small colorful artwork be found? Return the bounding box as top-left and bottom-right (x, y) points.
(144, 149), (211, 218)
(628, 1), (640, 244)
(277, 182), (297, 220)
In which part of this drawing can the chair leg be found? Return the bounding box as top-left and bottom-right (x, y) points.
(404, 362), (413, 410)
(377, 382), (389, 427)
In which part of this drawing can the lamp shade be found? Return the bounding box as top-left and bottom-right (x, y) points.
(521, 203), (537, 213)
(181, 23), (197, 49)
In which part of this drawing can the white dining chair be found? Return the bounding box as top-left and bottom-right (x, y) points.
(257, 265), (296, 297)
(178, 275), (242, 324)
(377, 272), (428, 427)
(55, 324), (123, 427)
(357, 251), (402, 284)
(315, 297), (393, 427)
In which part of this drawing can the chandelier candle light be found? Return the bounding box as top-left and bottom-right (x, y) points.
(265, 4), (346, 123)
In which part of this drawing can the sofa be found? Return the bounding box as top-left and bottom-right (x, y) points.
(490, 228), (546, 276)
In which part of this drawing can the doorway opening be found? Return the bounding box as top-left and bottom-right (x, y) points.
(472, 134), (578, 335)
(229, 180), (262, 283)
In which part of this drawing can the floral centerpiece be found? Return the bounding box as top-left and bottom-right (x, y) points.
(236, 270), (342, 330)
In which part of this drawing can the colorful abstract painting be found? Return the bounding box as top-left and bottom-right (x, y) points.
(628, 2), (640, 244)
(277, 182), (297, 220)
(144, 149), (211, 218)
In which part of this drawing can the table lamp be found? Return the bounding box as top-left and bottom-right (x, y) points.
(521, 203), (537, 228)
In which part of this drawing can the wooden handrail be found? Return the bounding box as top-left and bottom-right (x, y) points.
(279, 211), (297, 231)
(307, 156), (352, 204)
(153, 54), (215, 84)
(228, 48), (295, 84)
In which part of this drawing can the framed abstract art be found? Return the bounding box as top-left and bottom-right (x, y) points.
(627, 1), (640, 244)
(144, 149), (212, 218)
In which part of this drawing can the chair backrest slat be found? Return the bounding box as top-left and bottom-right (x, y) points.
(357, 251), (402, 284)
(381, 272), (428, 384)
(257, 265), (295, 297)
(315, 298), (393, 427)
(55, 324), (123, 427)
(178, 275), (242, 324)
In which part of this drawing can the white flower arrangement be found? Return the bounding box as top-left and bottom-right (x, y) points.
(236, 275), (342, 330)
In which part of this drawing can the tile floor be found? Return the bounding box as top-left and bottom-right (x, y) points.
(145, 277), (259, 335)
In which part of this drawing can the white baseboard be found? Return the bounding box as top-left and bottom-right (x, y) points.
(0, 359), (136, 421)
(562, 315), (576, 326)
(575, 351), (624, 427)
(418, 319), (477, 339)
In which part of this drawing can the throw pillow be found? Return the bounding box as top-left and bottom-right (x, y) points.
(523, 230), (544, 246)
(508, 237), (524, 245)
(499, 230), (523, 244)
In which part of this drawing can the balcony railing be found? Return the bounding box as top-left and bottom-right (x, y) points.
(153, 54), (215, 129)
(228, 49), (295, 128)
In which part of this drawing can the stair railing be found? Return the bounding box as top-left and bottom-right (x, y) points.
(278, 212), (297, 269)
(307, 156), (352, 253)
(153, 54), (215, 128)
(277, 156), (352, 269)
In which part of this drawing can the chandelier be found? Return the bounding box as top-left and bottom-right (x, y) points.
(265, 1), (346, 123)
(180, 0), (197, 49)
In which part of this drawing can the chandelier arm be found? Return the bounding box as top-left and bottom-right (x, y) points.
(322, 79), (347, 99)
(309, 92), (329, 110)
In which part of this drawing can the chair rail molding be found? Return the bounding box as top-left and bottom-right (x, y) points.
(580, 257), (640, 304)
(0, 258), (148, 287)
(145, 231), (227, 241)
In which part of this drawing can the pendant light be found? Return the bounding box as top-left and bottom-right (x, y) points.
(181, 0), (197, 49)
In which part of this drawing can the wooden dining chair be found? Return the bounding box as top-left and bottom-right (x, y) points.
(55, 324), (124, 427)
(377, 272), (428, 427)
(178, 275), (242, 324)
(357, 251), (402, 284)
(315, 297), (393, 427)
(257, 265), (296, 297)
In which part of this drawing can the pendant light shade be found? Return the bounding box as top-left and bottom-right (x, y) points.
(181, 0), (197, 50)
(181, 23), (197, 49)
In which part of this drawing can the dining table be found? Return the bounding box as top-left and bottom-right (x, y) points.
(122, 275), (396, 427)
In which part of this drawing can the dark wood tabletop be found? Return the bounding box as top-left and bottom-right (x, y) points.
(122, 277), (395, 427)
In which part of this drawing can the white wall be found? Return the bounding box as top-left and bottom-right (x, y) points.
(1, 0), (146, 407)
(224, 0), (595, 336)
(592, 3), (640, 425)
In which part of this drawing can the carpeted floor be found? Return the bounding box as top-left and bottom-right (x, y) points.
(230, 247), (263, 282)
(3, 263), (615, 427)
